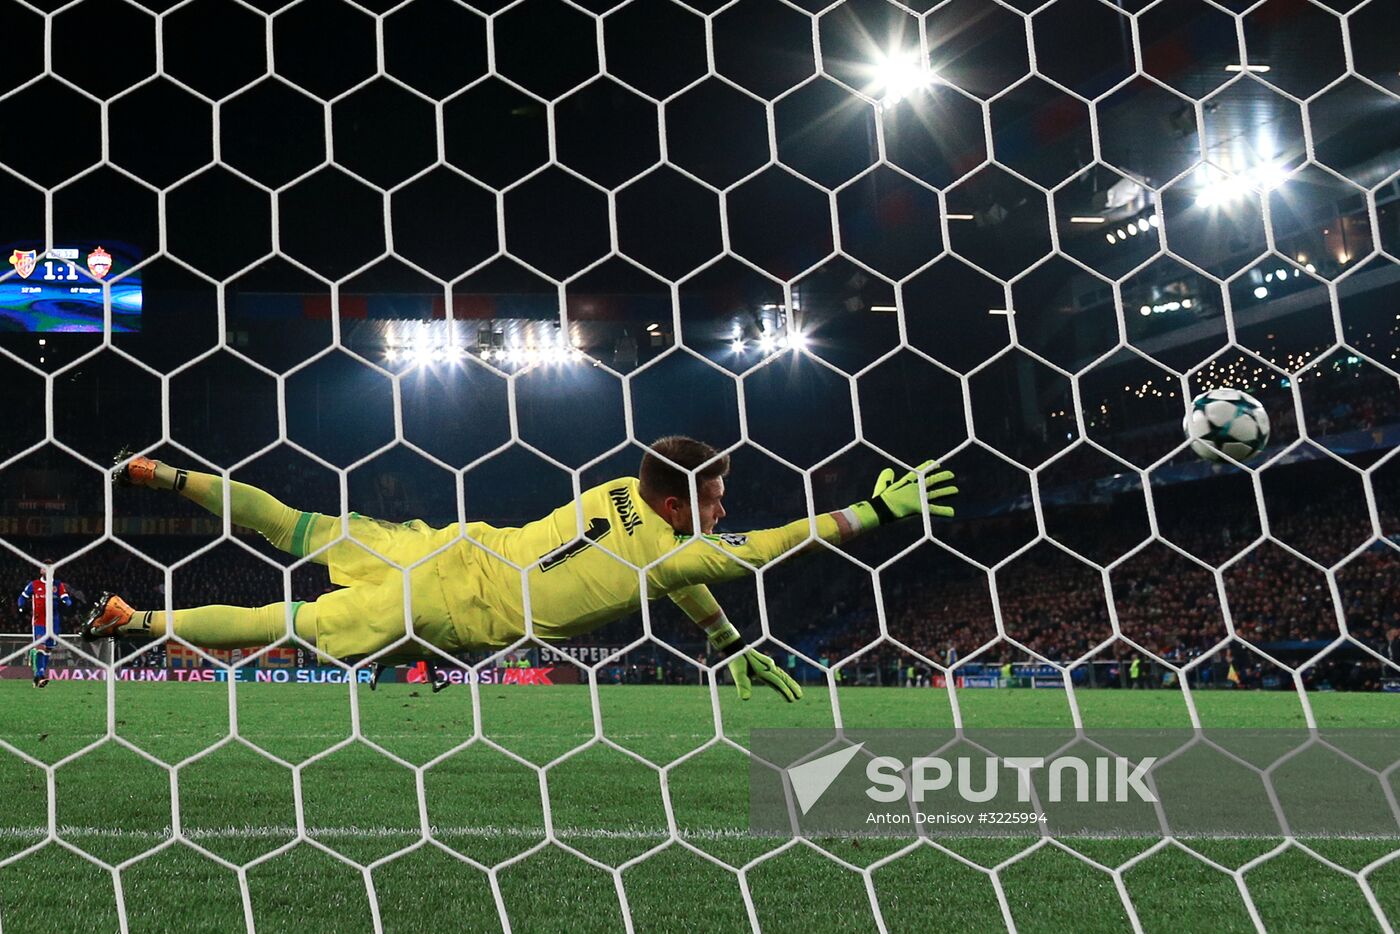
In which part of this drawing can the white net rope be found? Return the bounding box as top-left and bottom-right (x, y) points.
(0, 0), (1398, 929)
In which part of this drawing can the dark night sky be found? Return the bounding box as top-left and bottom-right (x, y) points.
(0, 0), (1398, 510)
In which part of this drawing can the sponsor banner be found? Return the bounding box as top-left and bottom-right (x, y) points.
(0, 666), (374, 683)
(929, 675), (1000, 689)
(0, 666), (173, 682)
(412, 667), (561, 686)
(0, 664), (568, 685)
(538, 645), (627, 664)
(167, 644), (298, 669)
(959, 663), (1061, 679)
(960, 676), (1001, 689)
(16, 499), (68, 512)
(750, 729), (1400, 839)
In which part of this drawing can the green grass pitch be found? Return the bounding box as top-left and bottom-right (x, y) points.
(0, 681), (1396, 932)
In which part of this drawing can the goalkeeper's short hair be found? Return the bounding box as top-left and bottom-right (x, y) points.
(639, 436), (730, 502)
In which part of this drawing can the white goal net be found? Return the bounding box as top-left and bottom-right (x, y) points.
(0, 0), (1398, 929)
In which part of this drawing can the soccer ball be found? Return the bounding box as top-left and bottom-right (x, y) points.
(1184, 388), (1270, 463)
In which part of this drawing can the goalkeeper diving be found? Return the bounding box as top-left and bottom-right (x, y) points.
(82, 437), (957, 702)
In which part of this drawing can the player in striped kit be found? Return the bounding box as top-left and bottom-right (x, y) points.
(19, 576), (72, 688)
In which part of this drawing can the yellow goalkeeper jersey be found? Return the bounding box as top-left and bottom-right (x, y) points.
(439, 476), (843, 648)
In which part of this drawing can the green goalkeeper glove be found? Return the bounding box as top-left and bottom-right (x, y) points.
(706, 621), (803, 703)
(851, 459), (957, 528)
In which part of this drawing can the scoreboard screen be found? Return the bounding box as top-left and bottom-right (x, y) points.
(1, 242), (143, 333)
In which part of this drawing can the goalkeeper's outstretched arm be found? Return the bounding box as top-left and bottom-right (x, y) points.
(653, 460), (957, 593)
(654, 460), (956, 702)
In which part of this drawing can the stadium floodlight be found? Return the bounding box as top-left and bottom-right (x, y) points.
(1255, 162), (1288, 190)
(1254, 286), (1269, 299)
(1069, 216), (1105, 224)
(730, 339), (745, 353)
(789, 329), (809, 352)
(758, 334), (775, 354)
(867, 49), (933, 106)
(1195, 177), (1240, 208)
(1196, 162), (1287, 208)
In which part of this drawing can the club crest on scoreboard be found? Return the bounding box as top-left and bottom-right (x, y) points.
(87, 246), (113, 280)
(7, 249), (37, 279)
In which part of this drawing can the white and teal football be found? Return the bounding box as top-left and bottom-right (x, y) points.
(1184, 388), (1270, 463)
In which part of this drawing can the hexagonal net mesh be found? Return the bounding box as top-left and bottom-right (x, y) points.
(1, 0), (1399, 927)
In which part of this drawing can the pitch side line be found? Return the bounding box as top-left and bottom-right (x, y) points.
(0, 825), (758, 841)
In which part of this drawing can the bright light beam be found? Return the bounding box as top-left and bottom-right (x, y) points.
(869, 50), (933, 106)
(1195, 162), (1288, 208)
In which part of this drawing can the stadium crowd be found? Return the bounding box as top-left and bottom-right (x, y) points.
(809, 480), (1396, 660)
(5, 394), (1398, 691)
